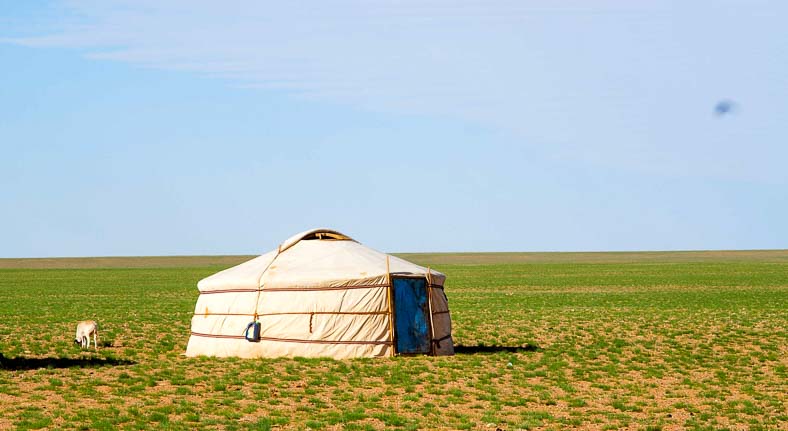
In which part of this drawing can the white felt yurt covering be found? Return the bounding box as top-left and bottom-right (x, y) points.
(185, 228), (454, 359)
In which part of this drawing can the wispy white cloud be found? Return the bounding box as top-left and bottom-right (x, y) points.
(6, 0), (787, 182)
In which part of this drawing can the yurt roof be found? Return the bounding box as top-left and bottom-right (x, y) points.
(197, 228), (445, 293)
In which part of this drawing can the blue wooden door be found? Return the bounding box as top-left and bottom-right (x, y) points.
(393, 277), (431, 354)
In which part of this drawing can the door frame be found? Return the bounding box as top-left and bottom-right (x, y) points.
(390, 275), (434, 355)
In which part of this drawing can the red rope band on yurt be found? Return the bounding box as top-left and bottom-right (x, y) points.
(199, 288), (259, 295)
(426, 266), (437, 356)
(199, 284), (389, 295)
(189, 332), (246, 340)
(189, 332), (392, 345)
(262, 284), (386, 292)
(193, 311), (390, 317)
(385, 256), (395, 356)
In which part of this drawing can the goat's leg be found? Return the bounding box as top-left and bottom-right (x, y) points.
(93, 331), (98, 350)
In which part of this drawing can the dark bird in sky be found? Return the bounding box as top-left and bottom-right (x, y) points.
(714, 100), (737, 117)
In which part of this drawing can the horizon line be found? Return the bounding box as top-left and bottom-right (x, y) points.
(2, 248), (787, 260)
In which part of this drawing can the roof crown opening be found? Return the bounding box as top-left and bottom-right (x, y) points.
(301, 231), (351, 241)
(278, 228), (354, 253)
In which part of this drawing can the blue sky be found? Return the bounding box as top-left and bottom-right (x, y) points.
(1, 1), (786, 257)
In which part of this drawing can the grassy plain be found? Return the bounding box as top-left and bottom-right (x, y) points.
(0, 250), (786, 430)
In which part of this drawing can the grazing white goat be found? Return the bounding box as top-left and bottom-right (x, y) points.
(74, 320), (98, 350)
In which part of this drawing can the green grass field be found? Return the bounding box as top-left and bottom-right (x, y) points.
(1, 251), (786, 430)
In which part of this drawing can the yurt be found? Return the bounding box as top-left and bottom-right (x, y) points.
(185, 228), (454, 359)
